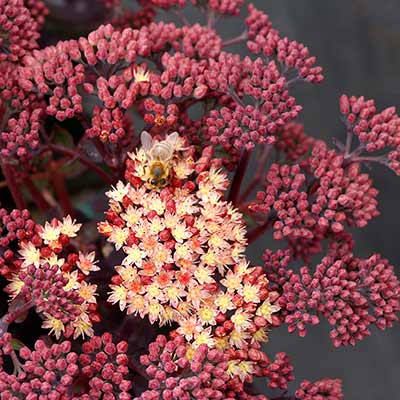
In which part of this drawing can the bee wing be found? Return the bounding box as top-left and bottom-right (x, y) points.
(141, 131), (154, 151)
(153, 143), (171, 161)
(165, 131), (179, 146)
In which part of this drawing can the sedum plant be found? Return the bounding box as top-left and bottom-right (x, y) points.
(0, 0), (399, 399)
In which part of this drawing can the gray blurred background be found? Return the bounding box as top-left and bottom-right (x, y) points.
(191, 1), (400, 399)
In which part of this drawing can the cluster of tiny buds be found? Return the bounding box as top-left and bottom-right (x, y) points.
(204, 105), (276, 152)
(295, 378), (343, 400)
(138, 335), (230, 400)
(0, 208), (40, 277)
(1, 107), (43, 159)
(0, 208), (38, 247)
(18, 263), (84, 324)
(24, 0), (48, 28)
(0, 0), (40, 62)
(201, 55), (302, 155)
(252, 163), (314, 240)
(78, 333), (132, 399)
(0, 61), (44, 160)
(340, 94), (400, 175)
(0, 333), (131, 399)
(309, 141), (379, 230)
(181, 24), (222, 58)
(275, 122), (315, 164)
(252, 139), (380, 242)
(137, 334), (293, 400)
(263, 248), (400, 347)
(245, 4), (323, 84)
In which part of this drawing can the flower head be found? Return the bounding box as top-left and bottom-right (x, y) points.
(134, 65), (151, 83)
(100, 133), (279, 350)
(5, 216), (99, 339)
(76, 251), (99, 275)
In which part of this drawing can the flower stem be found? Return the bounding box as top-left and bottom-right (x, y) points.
(350, 155), (388, 165)
(344, 125), (353, 156)
(49, 144), (114, 185)
(238, 144), (271, 203)
(222, 31), (248, 47)
(0, 160), (26, 209)
(0, 300), (34, 338)
(11, 350), (23, 376)
(22, 173), (52, 213)
(172, 9), (190, 26)
(228, 149), (252, 205)
(206, 9), (216, 29)
(247, 215), (276, 244)
(50, 161), (75, 217)
(227, 87), (245, 107)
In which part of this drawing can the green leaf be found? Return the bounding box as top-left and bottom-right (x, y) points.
(10, 338), (25, 351)
(53, 127), (74, 149)
(243, 213), (257, 227)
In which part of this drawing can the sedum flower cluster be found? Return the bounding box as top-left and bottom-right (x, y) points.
(5, 215), (99, 339)
(100, 141), (280, 355)
(0, 332), (131, 399)
(0, 1), (398, 399)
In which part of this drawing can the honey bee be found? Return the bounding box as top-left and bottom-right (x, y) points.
(141, 130), (180, 189)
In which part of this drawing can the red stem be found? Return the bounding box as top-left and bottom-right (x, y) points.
(50, 162), (75, 217)
(0, 301), (34, 338)
(228, 149), (252, 205)
(22, 174), (52, 213)
(0, 160), (26, 209)
(10, 349), (23, 375)
(238, 144), (271, 203)
(247, 215), (276, 244)
(49, 144), (114, 185)
(344, 126), (353, 156)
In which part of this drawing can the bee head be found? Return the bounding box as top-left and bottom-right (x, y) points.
(149, 178), (167, 188)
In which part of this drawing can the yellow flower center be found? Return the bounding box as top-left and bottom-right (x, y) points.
(198, 307), (214, 323)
